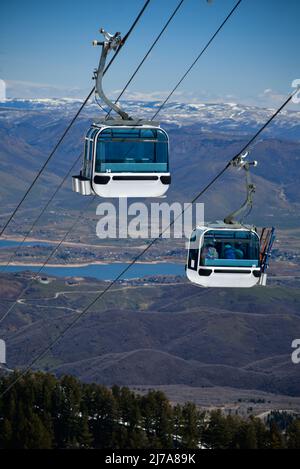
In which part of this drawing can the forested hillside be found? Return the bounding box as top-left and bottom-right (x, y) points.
(0, 371), (300, 449)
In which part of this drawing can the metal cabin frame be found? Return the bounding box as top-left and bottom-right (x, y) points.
(72, 29), (171, 198)
(72, 120), (170, 198)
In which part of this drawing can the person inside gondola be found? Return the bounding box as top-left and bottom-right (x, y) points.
(224, 243), (236, 259)
(201, 241), (219, 264)
(235, 242), (244, 259)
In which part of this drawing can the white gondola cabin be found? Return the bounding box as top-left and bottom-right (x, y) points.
(72, 29), (171, 198)
(186, 223), (272, 288)
(72, 120), (170, 198)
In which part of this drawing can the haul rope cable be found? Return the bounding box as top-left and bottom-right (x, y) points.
(105, 0), (186, 118)
(0, 87), (296, 398)
(0, 0), (152, 237)
(152, 0), (243, 119)
(0, 0), (185, 268)
(0, 0), (243, 320)
(0, 194), (96, 325)
(0, 153), (83, 273)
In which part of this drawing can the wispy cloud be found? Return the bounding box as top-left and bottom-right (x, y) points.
(254, 86), (300, 110)
(3, 79), (299, 111)
(111, 89), (184, 102)
(4, 80), (88, 99)
(110, 88), (241, 105)
(259, 88), (287, 105)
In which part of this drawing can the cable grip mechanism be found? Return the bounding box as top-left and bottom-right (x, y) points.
(224, 151), (258, 225)
(93, 28), (130, 120)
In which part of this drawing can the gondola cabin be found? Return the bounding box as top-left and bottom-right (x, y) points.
(72, 120), (170, 198)
(186, 223), (266, 288)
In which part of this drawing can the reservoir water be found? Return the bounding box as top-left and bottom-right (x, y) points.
(2, 263), (184, 280)
(0, 240), (52, 248)
(0, 239), (185, 279)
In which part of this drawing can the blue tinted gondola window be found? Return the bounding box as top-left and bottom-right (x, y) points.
(200, 230), (260, 267)
(95, 127), (168, 173)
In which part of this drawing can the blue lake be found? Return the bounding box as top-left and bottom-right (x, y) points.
(2, 263), (185, 280)
(0, 240), (185, 279)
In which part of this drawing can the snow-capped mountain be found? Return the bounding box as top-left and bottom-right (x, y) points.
(1, 98), (299, 139)
(0, 97), (300, 229)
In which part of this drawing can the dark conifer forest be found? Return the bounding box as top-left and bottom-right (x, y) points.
(0, 372), (299, 449)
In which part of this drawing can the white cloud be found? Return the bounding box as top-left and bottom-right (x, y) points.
(255, 87), (300, 110)
(110, 89), (183, 101)
(3, 79), (299, 111)
(109, 88), (241, 105)
(260, 88), (285, 103)
(4, 80), (88, 99)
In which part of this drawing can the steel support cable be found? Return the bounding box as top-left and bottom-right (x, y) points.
(0, 0), (187, 319)
(0, 195), (96, 325)
(151, 0), (243, 120)
(0, 153), (82, 273)
(0, 0), (151, 237)
(1, 0), (184, 271)
(1, 89), (296, 327)
(106, 0), (186, 118)
(105, 0), (243, 161)
(0, 88), (296, 398)
(0, 0), (238, 264)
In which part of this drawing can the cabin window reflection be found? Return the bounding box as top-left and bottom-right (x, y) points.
(95, 128), (169, 173)
(200, 230), (260, 267)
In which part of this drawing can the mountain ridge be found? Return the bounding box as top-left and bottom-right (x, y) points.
(2, 276), (300, 397)
(1, 98), (300, 140)
(1, 98), (300, 231)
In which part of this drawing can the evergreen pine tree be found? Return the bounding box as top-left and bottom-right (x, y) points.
(269, 421), (284, 449)
(202, 410), (232, 449)
(141, 390), (173, 448)
(180, 402), (201, 448)
(286, 419), (300, 449)
(173, 405), (183, 449)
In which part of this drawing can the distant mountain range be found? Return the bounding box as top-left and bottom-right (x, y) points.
(1, 99), (300, 403)
(0, 98), (300, 232)
(1, 98), (300, 139)
(1, 274), (300, 397)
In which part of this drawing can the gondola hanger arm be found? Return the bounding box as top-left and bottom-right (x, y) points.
(93, 28), (131, 120)
(224, 151), (257, 225)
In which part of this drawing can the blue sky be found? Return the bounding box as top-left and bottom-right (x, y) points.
(1, 0), (299, 107)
